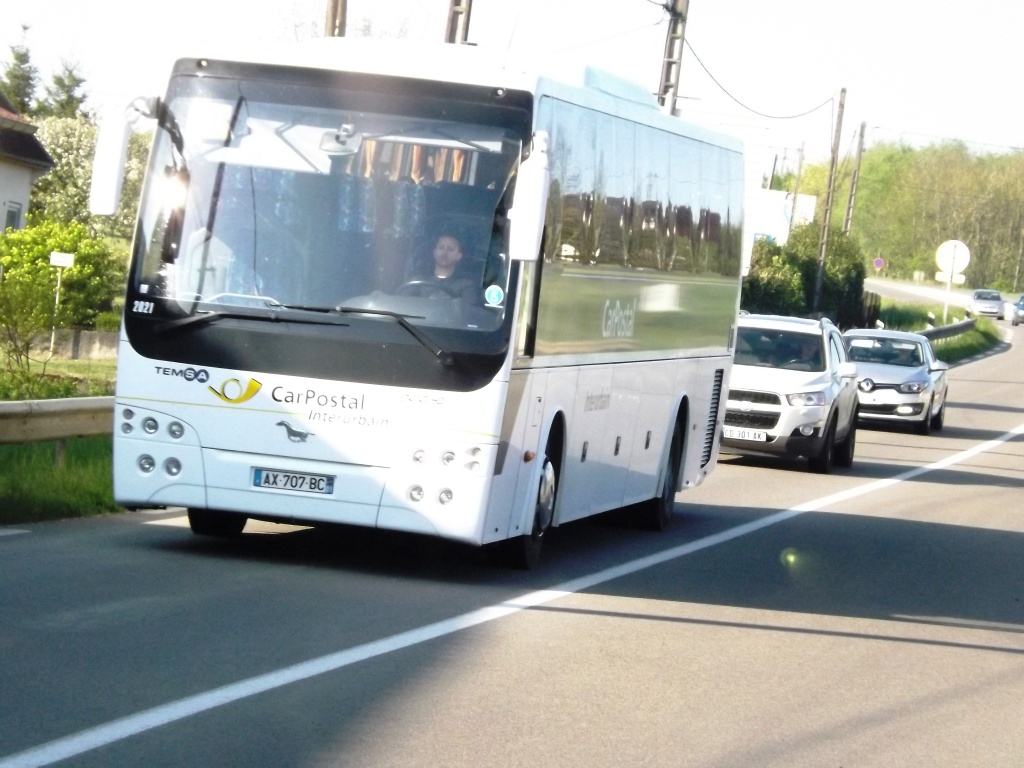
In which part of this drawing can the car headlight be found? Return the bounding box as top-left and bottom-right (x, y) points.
(787, 391), (827, 406)
(898, 380), (929, 394)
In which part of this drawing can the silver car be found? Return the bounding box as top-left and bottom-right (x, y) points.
(968, 289), (1004, 320)
(843, 329), (949, 435)
(1011, 295), (1024, 327)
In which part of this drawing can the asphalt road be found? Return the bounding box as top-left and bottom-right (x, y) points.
(2, 328), (1022, 767)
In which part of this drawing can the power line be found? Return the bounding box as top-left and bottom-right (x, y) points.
(684, 39), (833, 120)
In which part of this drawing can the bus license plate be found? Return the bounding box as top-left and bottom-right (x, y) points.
(253, 468), (335, 494)
(723, 427), (767, 442)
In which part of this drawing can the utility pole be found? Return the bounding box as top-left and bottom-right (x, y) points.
(657, 0), (689, 116)
(843, 121), (866, 234)
(445, 0), (474, 44)
(324, 0), (347, 36)
(788, 142), (804, 241)
(813, 87), (845, 315)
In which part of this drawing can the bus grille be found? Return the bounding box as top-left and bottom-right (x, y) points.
(701, 368), (725, 467)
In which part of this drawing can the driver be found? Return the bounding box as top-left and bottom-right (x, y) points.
(404, 229), (477, 300)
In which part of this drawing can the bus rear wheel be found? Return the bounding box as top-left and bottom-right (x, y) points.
(187, 508), (247, 537)
(637, 422), (682, 531)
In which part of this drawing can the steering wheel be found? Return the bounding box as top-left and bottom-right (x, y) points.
(396, 280), (459, 298)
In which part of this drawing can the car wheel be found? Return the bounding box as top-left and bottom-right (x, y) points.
(930, 397), (946, 431)
(187, 508), (246, 537)
(916, 397), (934, 436)
(808, 417), (836, 474)
(834, 411), (856, 468)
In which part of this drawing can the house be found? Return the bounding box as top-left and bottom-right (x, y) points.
(0, 91), (54, 231)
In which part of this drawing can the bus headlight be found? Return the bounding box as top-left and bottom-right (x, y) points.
(168, 422), (185, 439)
(442, 451), (455, 466)
(142, 417), (159, 434)
(164, 458), (182, 476)
(408, 485), (424, 502)
(138, 455), (156, 473)
(438, 489), (453, 505)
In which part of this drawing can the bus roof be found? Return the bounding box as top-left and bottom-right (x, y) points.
(169, 36), (743, 152)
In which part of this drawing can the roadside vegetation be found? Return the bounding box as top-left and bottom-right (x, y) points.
(0, 436), (115, 524)
(876, 298), (1003, 364)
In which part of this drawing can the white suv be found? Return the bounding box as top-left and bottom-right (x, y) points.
(722, 314), (859, 473)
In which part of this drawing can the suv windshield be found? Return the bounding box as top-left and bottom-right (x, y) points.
(735, 327), (824, 372)
(132, 72), (524, 340)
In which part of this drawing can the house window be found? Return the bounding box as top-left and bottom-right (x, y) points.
(5, 202), (22, 231)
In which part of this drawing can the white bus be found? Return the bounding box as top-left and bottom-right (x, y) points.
(93, 39), (744, 567)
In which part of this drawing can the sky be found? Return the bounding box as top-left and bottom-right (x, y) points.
(3, 0), (1024, 188)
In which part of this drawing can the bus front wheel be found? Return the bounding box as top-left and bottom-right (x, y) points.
(502, 452), (557, 570)
(187, 508), (247, 537)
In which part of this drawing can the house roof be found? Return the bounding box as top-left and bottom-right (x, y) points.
(0, 91), (55, 171)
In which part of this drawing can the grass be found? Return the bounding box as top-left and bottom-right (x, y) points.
(37, 357), (117, 396)
(877, 298), (1003, 364)
(0, 436), (118, 525)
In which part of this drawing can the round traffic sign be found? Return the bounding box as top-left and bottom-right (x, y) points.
(935, 240), (970, 273)
(873, 257), (884, 269)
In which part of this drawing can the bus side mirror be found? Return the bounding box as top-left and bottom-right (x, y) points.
(89, 105), (133, 216)
(507, 131), (550, 262)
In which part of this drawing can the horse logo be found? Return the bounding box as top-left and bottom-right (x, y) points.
(276, 421), (314, 442)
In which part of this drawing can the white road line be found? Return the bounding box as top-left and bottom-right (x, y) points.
(4, 420), (1024, 768)
(0, 529), (28, 537)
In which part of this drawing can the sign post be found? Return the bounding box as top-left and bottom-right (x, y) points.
(935, 240), (969, 324)
(49, 251), (75, 354)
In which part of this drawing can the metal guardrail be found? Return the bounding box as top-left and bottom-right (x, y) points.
(919, 317), (976, 341)
(0, 317), (981, 454)
(0, 396), (114, 464)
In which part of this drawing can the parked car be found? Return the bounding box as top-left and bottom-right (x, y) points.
(843, 329), (949, 435)
(968, 289), (1004, 320)
(722, 314), (859, 473)
(1011, 295), (1024, 327)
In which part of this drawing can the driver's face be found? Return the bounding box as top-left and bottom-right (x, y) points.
(433, 235), (462, 274)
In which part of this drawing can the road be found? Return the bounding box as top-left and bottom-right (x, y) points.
(2, 328), (1023, 767)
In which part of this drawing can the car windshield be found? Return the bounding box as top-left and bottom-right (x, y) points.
(974, 291), (1000, 301)
(735, 328), (824, 372)
(847, 337), (924, 367)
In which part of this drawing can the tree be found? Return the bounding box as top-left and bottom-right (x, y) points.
(0, 30), (38, 114)
(0, 220), (124, 373)
(740, 239), (804, 315)
(740, 223), (866, 328)
(35, 61), (90, 119)
(29, 116), (97, 223)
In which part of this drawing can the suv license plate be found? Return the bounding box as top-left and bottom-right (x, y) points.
(723, 427), (767, 442)
(253, 468), (335, 494)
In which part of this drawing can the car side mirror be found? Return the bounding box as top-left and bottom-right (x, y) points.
(836, 361), (857, 378)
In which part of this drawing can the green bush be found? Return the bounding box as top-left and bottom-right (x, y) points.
(94, 310), (122, 331)
(0, 371), (80, 400)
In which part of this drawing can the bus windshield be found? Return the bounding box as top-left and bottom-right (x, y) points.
(133, 73), (523, 338)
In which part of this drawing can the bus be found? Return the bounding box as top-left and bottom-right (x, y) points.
(91, 38), (745, 568)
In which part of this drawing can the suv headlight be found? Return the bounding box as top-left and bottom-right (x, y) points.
(898, 380), (928, 394)
(787, 391), (826, 406)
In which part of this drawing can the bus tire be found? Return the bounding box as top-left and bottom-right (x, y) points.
(638, 420), (683, 531)
(187, 508), (246, 537)
(500, 448), (558, 570)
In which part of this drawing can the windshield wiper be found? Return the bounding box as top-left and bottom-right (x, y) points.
(332, 305), (453, 366)
(154, 304), (350, 334)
